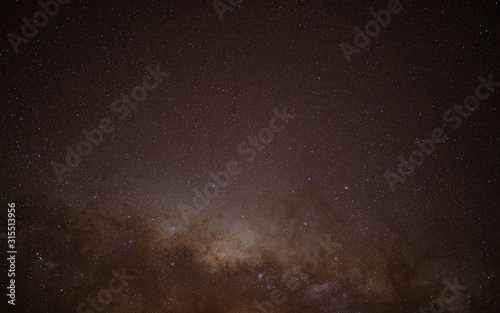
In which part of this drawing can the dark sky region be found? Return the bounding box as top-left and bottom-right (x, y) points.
(0, 0), (499, 312)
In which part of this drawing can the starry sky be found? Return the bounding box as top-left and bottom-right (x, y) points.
(1, 0), (499, 312)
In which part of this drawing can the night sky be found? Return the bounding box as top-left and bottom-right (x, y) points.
(1, 0), (499, 312)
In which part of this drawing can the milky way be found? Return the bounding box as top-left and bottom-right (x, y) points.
(1, 0), (499, 312)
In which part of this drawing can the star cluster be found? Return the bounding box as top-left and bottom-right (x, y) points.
(1, 0), (499, 312)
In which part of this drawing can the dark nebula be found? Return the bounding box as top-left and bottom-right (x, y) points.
(1, 0), (499, 312)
